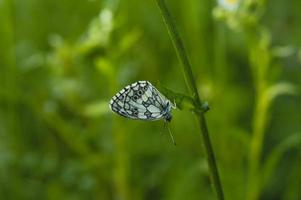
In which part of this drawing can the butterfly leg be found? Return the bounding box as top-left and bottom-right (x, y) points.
(167, 125), (176, 146)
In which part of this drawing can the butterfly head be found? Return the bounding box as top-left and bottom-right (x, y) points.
(164, 112), (172, 122)
(163, 101), (174, 122)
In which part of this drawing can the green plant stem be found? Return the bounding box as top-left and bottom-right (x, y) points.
(155, 0), (225, 199)
(247, 93), (269, 200)
(246, 30), (270, 200)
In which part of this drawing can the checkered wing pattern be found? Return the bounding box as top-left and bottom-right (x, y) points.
(109, 81), (170, 121)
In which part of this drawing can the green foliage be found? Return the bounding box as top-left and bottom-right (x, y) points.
(0, 0), (301, 199)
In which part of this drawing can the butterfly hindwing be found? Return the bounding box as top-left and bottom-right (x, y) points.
(109, 81), (168, 120)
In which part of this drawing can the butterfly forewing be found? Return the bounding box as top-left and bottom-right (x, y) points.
(109, 81), (170, 121)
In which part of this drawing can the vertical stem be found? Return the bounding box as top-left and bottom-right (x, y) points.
(154, 0), (199, 99)
(198, 114), (225, 200)
(246, 30), (270, 200)
(247, 95), (268, 200)
(154, 0), (225, 199)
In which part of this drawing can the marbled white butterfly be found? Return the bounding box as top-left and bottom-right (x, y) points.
(109, 81), (176, 122)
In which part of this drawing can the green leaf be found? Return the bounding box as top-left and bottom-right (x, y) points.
(263, 82), (298, 106)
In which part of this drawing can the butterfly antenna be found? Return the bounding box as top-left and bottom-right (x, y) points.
(167, 125), (176, 146)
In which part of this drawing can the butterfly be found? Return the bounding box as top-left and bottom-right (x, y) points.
(109, 81), (176, 144)
(109, 80), (176, 121)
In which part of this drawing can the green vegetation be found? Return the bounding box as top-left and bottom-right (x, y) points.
(0, 0), (301, 199)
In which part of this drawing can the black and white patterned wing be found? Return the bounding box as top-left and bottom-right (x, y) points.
(109, 81), (167, 120)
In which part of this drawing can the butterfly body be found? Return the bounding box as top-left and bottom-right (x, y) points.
(109, 81), (175, 122)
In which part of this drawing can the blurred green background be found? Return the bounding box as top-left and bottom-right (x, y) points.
(0, 0), (301, 199)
